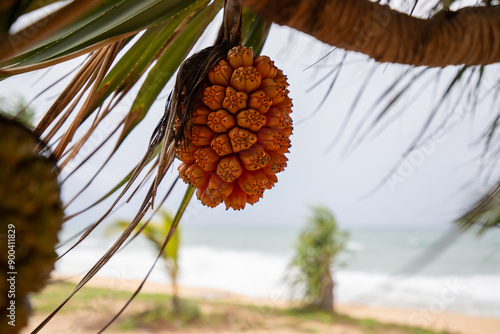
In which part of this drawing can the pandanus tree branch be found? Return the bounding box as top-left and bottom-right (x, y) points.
(243, 0), (500, 67)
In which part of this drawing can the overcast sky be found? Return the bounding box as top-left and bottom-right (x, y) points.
(2, 14), (499, 231)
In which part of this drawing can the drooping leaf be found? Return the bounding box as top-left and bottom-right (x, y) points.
(241, 8), (271, 55)
(90, 10), (198, 109)
(117, 1), (223, 145)
(0, 1), (106, 64)
(97, 185), (193, 333)
(3, 0), (210, 67)
(63, 143), (163, 221)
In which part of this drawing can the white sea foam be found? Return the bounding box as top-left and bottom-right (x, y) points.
(55, 244), (500, 318)
(336, 271), (500, 317)
(346, 240), (365, 252)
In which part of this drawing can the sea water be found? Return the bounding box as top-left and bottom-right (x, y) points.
(55, 225), (500, 318)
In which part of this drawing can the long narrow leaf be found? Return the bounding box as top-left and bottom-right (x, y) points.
(89, 6), (202, 114)
(117, 1), (222, 145)
(6, 0), (209, 67)
(0, 0), (103, 63)
(97, 185), (194, 333)
(241, 8), (271, 55)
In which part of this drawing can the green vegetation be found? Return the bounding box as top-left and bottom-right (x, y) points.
(117, 300), (202, 331)
(31, 281), (454, 333)
(287, 206), (349, 311)
(278, 308), (453, 334)
(107, 209), (182, 313)
(0, 97), (35, 127)
(31, 281), (142, 314)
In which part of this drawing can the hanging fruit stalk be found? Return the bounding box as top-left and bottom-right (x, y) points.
(175, 46), (292, 210)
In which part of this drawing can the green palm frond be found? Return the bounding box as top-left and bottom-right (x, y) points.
(0, 0), (209, 66)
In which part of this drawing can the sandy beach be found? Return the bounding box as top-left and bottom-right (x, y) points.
(21, 276), (500, 334)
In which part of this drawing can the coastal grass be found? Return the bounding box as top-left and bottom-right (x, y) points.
(278, 307), (452, 334)
(31, 280), (168, 313)
(31, 280), (455, 333)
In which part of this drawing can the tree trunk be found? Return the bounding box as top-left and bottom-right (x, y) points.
(319, 270), (335, 312)
(172, 283), (181, 314)
(171, 268), (181, 314)
(243, 0), (500, 67)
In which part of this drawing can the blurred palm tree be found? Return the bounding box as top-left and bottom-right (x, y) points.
(107, 209), (182, 313)
(286, 206), (349, 312)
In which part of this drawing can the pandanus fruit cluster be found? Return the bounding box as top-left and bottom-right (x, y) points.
(176, 46), (292, 210)
(0, 117), (63, 333)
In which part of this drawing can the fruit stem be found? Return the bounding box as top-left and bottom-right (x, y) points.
(216, 0), (243, 47)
